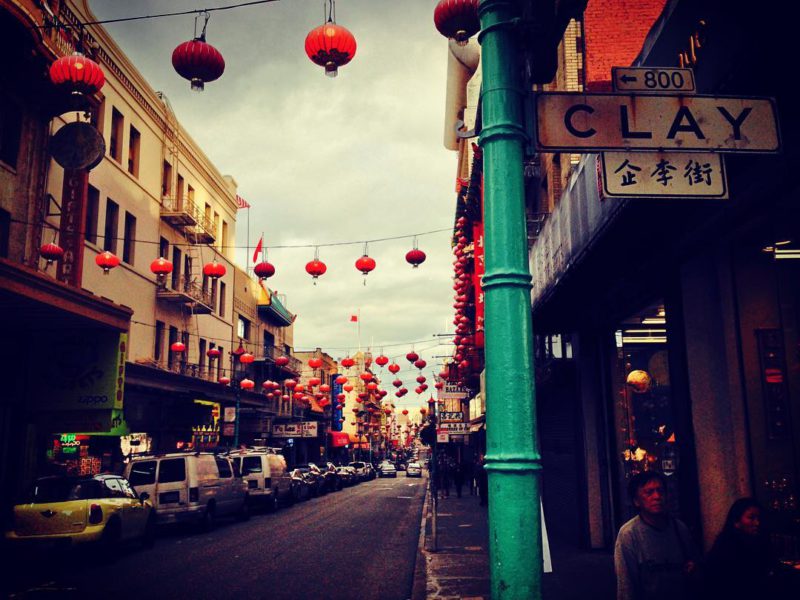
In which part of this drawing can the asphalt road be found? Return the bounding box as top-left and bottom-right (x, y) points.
(5, 474), (427, 600)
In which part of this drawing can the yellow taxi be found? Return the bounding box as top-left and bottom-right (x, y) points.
(5, 474), (155, 549)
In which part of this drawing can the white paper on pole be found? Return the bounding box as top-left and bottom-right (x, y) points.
(542, 500), (552, 573)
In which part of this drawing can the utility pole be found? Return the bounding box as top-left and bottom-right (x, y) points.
(478, 0), (543, 598)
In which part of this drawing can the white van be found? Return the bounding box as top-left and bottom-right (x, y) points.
(125, 453), (248, 528)
(227, 449), (293, 510)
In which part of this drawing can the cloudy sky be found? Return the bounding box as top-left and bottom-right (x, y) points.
(89, 0), (459, 401)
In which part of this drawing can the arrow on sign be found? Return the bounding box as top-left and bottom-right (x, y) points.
(620, 75), (637, 83)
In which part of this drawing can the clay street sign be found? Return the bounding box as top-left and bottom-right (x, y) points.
(533, 93), (781, 153)
(612, 67), (695, 93)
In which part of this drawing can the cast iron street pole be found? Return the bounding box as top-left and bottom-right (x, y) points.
(478, 1), (543, 598)
(429, 397), (438, 551)
(232, 343), (245, 448)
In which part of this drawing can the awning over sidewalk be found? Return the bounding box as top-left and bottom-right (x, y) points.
(328, 431), (350, 448)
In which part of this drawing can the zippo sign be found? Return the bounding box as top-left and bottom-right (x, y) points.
(533, 93), (781, 153)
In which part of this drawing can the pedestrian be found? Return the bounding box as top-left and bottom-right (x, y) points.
(477, 454), (488, 506)
(453, 461), (465, 498)
(614, 471), (699, 600)
(702, 498), (783, 600)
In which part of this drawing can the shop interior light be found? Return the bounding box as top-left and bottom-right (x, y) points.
(621, 336), (668, 344)
(774, 248), (800, 260)
(641, 317), (667, 325)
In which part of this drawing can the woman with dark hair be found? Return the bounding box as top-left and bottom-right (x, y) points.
(704, 498), (778, 599)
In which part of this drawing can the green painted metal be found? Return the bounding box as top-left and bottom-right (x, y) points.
(477, 0), (543, 598)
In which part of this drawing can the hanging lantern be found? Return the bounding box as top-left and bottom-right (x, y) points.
(170, 341), (186, 353)
(309, 377), (322, 387)
(293, 392), (304, 400)
(305, 1), (357, 78)
(95, 251), (120, 274)
(337, 393), (346, 400)
(295, 383), (305, 393)
(284, 379), (297, 389)
(402, 409), (409, 415)
(206, 347), (221, 359)
(172, 14), (225, 91)
(415, 387), (422, 395)
(239, 352), (255, 364)
(375, 355), (389, 367)
(435, 381), (444, 390)
(341, 357), (355, 368)
(254, 261), (275, 280)
(282, 394), (290, 401)
(420, 384), (428, 392)
(416, 375), (426, 384)
(406, 352), (419, 363)
(218, 376), (231, 385)
(367, 382), (378, 391)
(262, 381), (272, 390)
(275, 356), (290, 367)
(343, 384), (354, 392)
(335, 375), (348, 385)
(414, 359), (427, 370)
(203, 260), (226, 279)
(379, 389), (388, 398)
(359, 373), (373, 382)
(405, 248), (426, 268)
(393, 379), (402, 388)
(309, 357), (323, 369)
(355, 253), (376, 285)
(240, 378), (255, 390)
(305, 258), (327, 284)
(150, 256), (173, 279)
(49, 51), (105, 96)
(420, 407), (427, 415)
(626, 370), (653, 394)
(39, 243), (64, 266)
(388, 363), (400, 374)
(320, 384), (331, 393)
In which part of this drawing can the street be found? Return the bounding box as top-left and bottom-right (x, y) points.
(5, 476), (426, 600)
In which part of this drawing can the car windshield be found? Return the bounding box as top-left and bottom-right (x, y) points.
(28, 478), (104, 503)
(350, 462), (364, 468)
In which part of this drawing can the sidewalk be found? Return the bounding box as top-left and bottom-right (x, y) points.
(412, 484), (615, 600)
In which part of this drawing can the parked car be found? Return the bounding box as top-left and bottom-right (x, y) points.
(289, 468), (313, 502)
(227, 449), (292, 510)
(394, 461), (407, 471)
(406, 462), (422, 478)
(125, 453), (248, 529)
(377, 461), (397, 478)
(5, 474), (155, 551)
(292, 465), (325, 496)
(322, 462), (344, 491)
(364, 463), (377, 480)
(348, 461), (368, 481)
(335, 466), (356, 486)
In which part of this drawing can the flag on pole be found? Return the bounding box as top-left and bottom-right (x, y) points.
(252, 235), (263, 264)
(350, 314), (358, 322)
(235, 195), (251, 210)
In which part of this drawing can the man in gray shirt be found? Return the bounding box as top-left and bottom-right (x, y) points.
(614, 471), (698, 600)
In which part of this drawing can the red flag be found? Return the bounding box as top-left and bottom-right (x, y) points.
(252, 236), (263, 264)
(350, 315), (358, 322)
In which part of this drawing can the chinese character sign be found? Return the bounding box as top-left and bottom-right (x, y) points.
(601, 152), (728, 198)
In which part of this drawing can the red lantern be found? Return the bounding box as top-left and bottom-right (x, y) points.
(435, 381), (444, 390)
(49, 52), (105, 96)
(384, 408), (392, 415)
(172, 36), (225, 91)
(295, 384), (305, 393)
(420, 384), (428, 392)
(206, 347), (221, 359)
(254, 261), (275, 280)
(203, 260), (226, 279)
(415, 387), (422, 395)
(343, 385), (354, 393)
(341, 357), (355, 368)
(416, 375), (427, 384)
(337, 393), (346, 400)
(170, 341), (186, 353)
(335, 375), (348, 385)
(309, 358), (323, 369)
(367, 382), (378, 391)
(375, 355), (389, 367)
(95, 251), (120, 274)
(405, 248), (426, 268)
(359, 373), (373, 382)
(239, 352), (255, 364)
(150, 256), (173, 278)
(284, 379), (297, 389)
(420, 407), (427, 415)
(262, 381), (272, 390)
(402, 409), (409, 415)
(240, 378), (255, 390)
(355, 255), (376, 281)
(406, 352), (419, 363)
(39, 243), (64, 266)
(275, 356), (290, 367)
(305, 259), (327, 283)
(393, 379), (402, 388)
(293, 392), (304, 400)
(414, 359), (427, 370)
(305, 19), (357, 78)
(219, 376), (231, 385)
(309, 377), (322, 387)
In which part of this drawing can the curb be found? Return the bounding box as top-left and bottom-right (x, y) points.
(410, 478), (430, 600)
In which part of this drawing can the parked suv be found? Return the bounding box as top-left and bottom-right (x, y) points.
(125, 453), (248, 528)
(227, 449), (292, 510)
(348, 461), (368, 481)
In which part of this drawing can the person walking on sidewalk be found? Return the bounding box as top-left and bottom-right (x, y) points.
(614, 471), (699, 600)
(453, 461), (465, 498)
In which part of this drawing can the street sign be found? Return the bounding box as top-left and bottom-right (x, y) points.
(440, 422), (469, 434)
(601, 151), (728, 198)
(224, 407), (236, 422)
(612, 67), (695, 93)
(533, 93), (781, 153)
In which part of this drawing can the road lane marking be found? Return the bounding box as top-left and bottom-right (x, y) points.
(396, 496), (414, 499)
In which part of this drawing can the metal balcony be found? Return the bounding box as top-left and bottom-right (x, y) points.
(156, 276), (214, 314)
(160, 196), (217, 243)
(262, 345), (302, 374)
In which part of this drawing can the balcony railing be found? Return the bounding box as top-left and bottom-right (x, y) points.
(263, 345), (302, 374)
(160, 196), (217, 243)
(156, 276), (214, 314)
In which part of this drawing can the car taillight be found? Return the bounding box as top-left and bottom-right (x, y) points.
(89, 503), (103, 524)
(189, 487), (199, 503)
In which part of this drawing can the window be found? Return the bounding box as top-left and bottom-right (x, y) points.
(0, 208), (9, 258)
(199, 338), (207, 373)
(123, 211), (136, 264)
(168, 326), (178, 369)
(0, 95), (22, 168)
(109, 107), (123, 162)
(216, 458), (232, 478)
(219, 281), (226, 317)
(184, 253), (193, 284)
(202, 273), (209, 295)
(104, 478), (125, 497)
(91, 99), (105, 136)
(159, 237), (169, 260)
(85, 185), (99, 244)
(213, 211), (220, 241)
(242, 456), (262, 474)
(237, 316), (251, 340)
(171, 246), (182, 289)
(162, 161), (172, 197)
(211, 278), (218, 309)
(154, 320), (165, 361)
(118, 479), (137, 499)
(128, 461), (157, 486)
(204, 203), (211, 224)
(103, 198), (118, 253)
(158, 458), (186, 483)
(216, 346), (224, 379)
(127, 125), (140, 176)
(187, 184), (194, 204)
(221, 220), (228, 252)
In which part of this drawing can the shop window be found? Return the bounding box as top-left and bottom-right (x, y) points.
(85, 185), (99, 244)
(103, 198), (118, 253)
(127, 125), (140, 176)
(123, 211), (136, 265)
(109, 107), (123, 162)
(0, 95), (22, 169)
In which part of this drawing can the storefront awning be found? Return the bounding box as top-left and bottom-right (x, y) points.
(328, 431), (349, 448)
